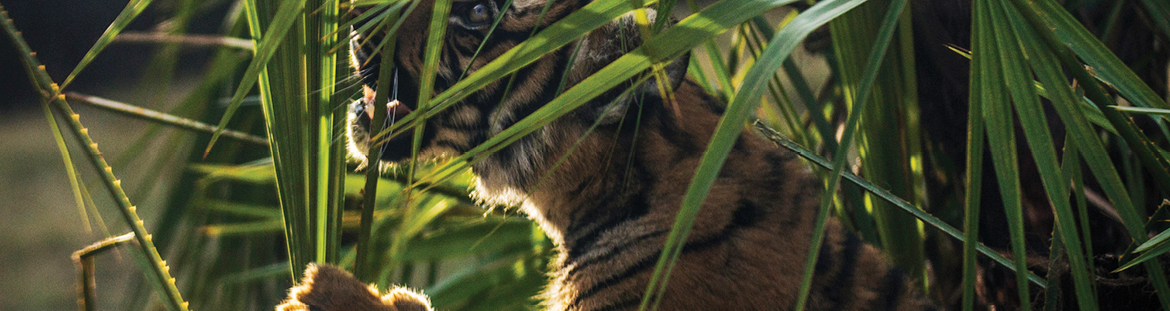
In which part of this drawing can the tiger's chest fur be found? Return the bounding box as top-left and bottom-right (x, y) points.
(526, 81), (924, 311)
(284, 0), (929, 310)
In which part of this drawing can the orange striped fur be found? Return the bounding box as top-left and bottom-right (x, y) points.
(285, 0), (933, 310)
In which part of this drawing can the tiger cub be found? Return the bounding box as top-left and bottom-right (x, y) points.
(279, 0), (931, 309)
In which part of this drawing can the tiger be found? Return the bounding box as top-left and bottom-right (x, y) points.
(277, 0), (932, 309)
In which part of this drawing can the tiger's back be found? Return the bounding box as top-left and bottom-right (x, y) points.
(279, 0), (930, 309)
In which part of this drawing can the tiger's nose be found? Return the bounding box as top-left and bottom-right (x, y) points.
(362, 85), (378, 119)
(362, 85), (412, 121)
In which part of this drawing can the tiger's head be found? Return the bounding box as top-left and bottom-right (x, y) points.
(346, 0), (688, 194)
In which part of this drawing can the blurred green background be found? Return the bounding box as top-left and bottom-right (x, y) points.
(0, 1), (219, 309)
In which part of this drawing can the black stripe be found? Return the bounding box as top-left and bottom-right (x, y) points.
(488, 139), (518, 165)
(814, 235), (835, 275)
(571, 248), (656, 306)
(390, 60), (422, 110)
(433, 104), (486, 130)
(565, 193), (650, 260)
(506, 46), (572, 125)
(451, 33), (479, 55)
(732, 199), (764, 228)
(571, 200), (764, 306)
(434, 139), (469, 151)
(730, 136), (751, 155)
(461, 102), (494, 148)
(702, 96), (726, 114)
(566, 179), (593, 201)
(780, 178), (820, 229)
(873, 268), (907, 311)
(689, 81), (726, 114)
(563, 187), (617, 236)
(487, 75), (548, 136)
(763, 151), (797, 176)
(821, 233), (862, 309)
(563, 168), (648, 237)
(442, 48), (462, 80)
(434, 118), (483, 130)
(490, 29), (531, 40)
(563, 228), (669, 278)
(648, 97), (699, 156)
(505, 64), (539, 103)
(591, 295), (642, 311)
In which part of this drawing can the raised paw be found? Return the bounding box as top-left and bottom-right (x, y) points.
(276, 263), (433, 311)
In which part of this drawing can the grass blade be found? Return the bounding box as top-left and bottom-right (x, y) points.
(1136, 228), (1170, 253)
(961, 1), (990, 307)
(790, 0), (904, 309)
(1021, 0), (1169, 113)
(40, 97), (92, 233)
(1063, 137), (1098, 286)
(306, 0), (344, 265)
(206, 0), (306, 156)
(357, 11), (401, 281)
(413, 0), (808, 190)
(1112, 106), (1170, 120)
(112, 32), (254, 49)
(1007, 0), (1170, 307)
(369, 0), (645, 142)
(994, 0), (1098, 306)
(72, 233), (137, 311)
(1115, 227), (1170, 271)
(757, 123), (1047, 285)
(829, 0), (924, 280)
(1138, 0), (1170, 37)
(64, 92), (268, 145)
(0, 7), (190, 309)
(60, 0), (154, 89)
(975, 1), (1032, 308)
(402, 0), (454, 258)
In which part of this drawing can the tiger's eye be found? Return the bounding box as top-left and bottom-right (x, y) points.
(468, 4), (490, 24)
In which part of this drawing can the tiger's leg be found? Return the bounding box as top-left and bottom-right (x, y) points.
(276, 264), (433, 311)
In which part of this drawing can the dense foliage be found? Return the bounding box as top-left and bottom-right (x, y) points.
(3, 0), (1169, 309)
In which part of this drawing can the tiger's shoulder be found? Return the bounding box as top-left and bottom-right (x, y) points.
(286, 0), (933, 308)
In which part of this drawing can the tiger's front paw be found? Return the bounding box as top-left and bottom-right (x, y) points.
(277, 263), (433, 311)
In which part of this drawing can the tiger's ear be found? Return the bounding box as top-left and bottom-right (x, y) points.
(589, 53), (690, 125)
(588, 10), (690, 125)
